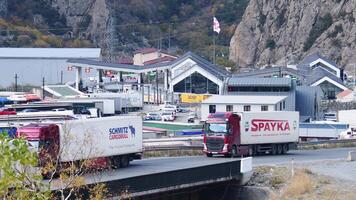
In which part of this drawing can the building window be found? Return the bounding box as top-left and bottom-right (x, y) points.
(327, 91), (336, 100)
(279, 102), (283, 111)
(282, 101), (286, 110)
(209, 105), (216, 113)
(244, 105), (251, 112)
(261, 105), (268, 111)
(226, 105), (233, 112)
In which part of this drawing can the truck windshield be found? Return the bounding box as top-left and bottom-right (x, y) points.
(205, 123), (229, 135)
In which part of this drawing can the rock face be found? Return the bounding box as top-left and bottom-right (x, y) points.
(0, 0), (7, 17)
(51, 0), (109, 49)
(229, 0), (356, 72)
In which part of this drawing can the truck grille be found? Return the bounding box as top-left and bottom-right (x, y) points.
(206, 138), (224, 152)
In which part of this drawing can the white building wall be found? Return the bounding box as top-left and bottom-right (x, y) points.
(0, 59), (99, 87)
(201, 103), (277, 121)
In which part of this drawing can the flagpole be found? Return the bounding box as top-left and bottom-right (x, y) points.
(213, 31), (215, 64)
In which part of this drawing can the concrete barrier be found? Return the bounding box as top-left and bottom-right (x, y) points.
(347, 151), (356, 161)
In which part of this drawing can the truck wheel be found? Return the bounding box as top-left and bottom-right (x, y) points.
(111, 157), (120, 169)
(206, 153), (213, 157)
(282, 144), (288, 154)
(271, 144), (277, 155)
(277, 144), (283, 155)
(231, 145), (238, 157)
(248, 145), (255, 156)
(120, 155), (130, 168)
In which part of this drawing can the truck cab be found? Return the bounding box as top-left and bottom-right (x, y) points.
(203, 112), (245, 157)
(16, 124), (60, 168)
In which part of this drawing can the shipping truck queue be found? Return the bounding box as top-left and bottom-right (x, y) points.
(13, 111), (300, 178)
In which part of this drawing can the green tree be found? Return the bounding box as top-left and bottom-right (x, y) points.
(0, 133), (50, 199)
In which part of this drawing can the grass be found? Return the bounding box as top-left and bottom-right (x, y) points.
(143, 149), (203, 158)
(282, 172), (315, 198)
(299, 141), (356, 150)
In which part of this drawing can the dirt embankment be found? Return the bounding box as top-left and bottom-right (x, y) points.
(248, 165), (356, 200)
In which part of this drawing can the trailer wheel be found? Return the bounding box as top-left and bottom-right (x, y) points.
(282, 144), (288, 154)
(206, 153), (213, 157)
(248, 145), (257, 156)
(277, 144), (283, 155)
(120, 155), (130, 168)
(271, 144), (277, 155)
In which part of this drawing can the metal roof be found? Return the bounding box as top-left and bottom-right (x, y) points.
(305, 67), (345, 86)
(67, 51), (232, 79)
(228, 77), (292, 87)
(0, 48), (101, 59)
(234, 67), (300, 78)
(202, 95), (287, 104)
(45, 85), (83, 97)
(172, 52), (231, 81)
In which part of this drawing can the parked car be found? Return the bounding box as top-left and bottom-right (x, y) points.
(161, 112), (175, 121)
(187, 112), (197, 123)
(324, 112), (337, 122)
(21, 109), (39, 113)
(144, 113), (162, 121)
(0, 107), (16, 115)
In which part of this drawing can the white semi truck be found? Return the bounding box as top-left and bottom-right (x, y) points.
(16, 116), (143, 175)
(203, 112), (299, 157)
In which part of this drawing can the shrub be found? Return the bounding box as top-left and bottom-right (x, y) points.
(266, 39), (276, 49)
(276, 9), (287, 28)
(328, 24), (343, 38)
(283, 172), (315, 197)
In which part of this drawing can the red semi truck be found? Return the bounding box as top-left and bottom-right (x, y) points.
(16, 116), (143, 176)
(203, 112), (299, 157)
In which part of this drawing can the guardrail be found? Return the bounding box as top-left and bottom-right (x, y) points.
(143, 137), (356, 151)
(298, 138), (356, 148)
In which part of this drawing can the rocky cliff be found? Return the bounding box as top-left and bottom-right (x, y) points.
(229, 0), (356, 72)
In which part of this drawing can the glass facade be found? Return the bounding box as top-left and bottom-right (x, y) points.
(318, 81), (343, 100)
(173, 72), (219, 94)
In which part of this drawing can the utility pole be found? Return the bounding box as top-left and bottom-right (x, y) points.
(14, 74), (18, 92)
(42, 77), (45, 100)
(60, 70), (63, 84)
(156, 70), (159, 105)
(168, 23), (171, 50)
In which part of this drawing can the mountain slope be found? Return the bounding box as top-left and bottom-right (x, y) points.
(229, 0), (356, 71)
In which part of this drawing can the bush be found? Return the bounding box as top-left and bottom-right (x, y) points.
(304, 13), (333, 51)
(276, 9), (287, 28)
(328, 24), (343, 38)
(282, 172), (315, 197)
(266, 39), (276, 49)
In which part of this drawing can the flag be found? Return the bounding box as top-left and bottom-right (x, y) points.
(213, 17), (220, 34)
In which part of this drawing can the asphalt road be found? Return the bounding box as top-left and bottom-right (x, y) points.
(90, 147), (356, 184)
(51, 147), (356, 189)
(252, 147), (356, 166)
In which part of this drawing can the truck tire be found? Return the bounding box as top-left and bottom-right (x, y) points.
(277, 144), (283, 155)
(206, 153), (213, 157)
(111, 157), (120, 169)
(231, 145), (238, 157)
(271, 144), (277, 155)
(120, 155), (130, 168)
(282, 144), (288, 154)
(248, 145), (255, 156)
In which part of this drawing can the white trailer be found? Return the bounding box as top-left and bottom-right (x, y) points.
(59, 116), (142, 162)
(17, 116), (143, 171)
(240, 112), (299, 145)
(338, 110), (356, 127)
